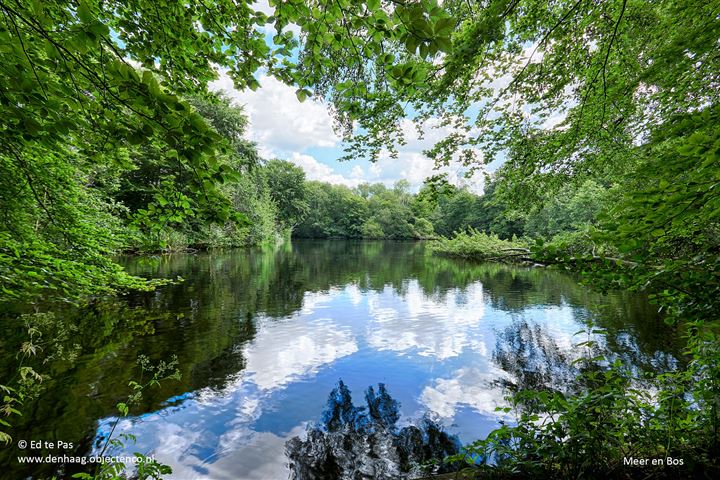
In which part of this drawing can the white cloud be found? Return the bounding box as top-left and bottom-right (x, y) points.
(209, 427), (303, 479)
(289, 152), (364, 188)
(251, 0), (273, 16)
(350, 165), (365, 179)
(541, 111), (569, 130)
(209, 72), (339, 156)
(209, 72), (485, 191)
(204, 37), (582, 190)
(345, 284), (363, 305)
(366, 280), (488, 360)
(420, 366), (511, 418)
(366, 118), (486, 193)
(242, 314), (358, 390)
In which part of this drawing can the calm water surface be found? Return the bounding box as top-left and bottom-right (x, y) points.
(1, 240), (679, 479)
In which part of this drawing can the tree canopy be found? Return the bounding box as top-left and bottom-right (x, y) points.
(1, 1), (719, 476)
(0, 0), (465, 303)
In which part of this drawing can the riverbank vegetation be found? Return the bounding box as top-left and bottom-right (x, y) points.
(428, 229), (528, 262)
(1, 0), (718, 478)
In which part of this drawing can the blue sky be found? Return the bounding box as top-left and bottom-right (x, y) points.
(202, 0), (490, 193)
(209, 71), (489, 193)
(205, 1), (567, 193)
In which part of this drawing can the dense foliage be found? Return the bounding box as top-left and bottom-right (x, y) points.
(1, 0), (718, 478)
(295, 180), (434, 239)
(0, 0), (459, 304)
(405, 0), (719, 476)
(428, 229), (527, 262)
(293, 176), (541, 241)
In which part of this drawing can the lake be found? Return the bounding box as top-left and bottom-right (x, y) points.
(1, 240), (680, 479)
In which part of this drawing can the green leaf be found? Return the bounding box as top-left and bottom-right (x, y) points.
(77, 2), (93, 23)
(295, 89), (308, 102)
(117, 402), (129, 416)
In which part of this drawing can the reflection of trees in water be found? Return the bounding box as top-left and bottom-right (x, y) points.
(0, 303), (198, 478)
(584, 302), (683, 373)
(118, 240), (678, 409)
(493, 320), (577, 393)
(286, 381), (461, 479)
(0, 240), (676, 478)
(474, 263), (683, 374)
(492, 317), (682, 401)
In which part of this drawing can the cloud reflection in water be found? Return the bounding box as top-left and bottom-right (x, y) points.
(93, 271), (641, 479)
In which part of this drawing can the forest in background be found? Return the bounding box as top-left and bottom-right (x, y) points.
(1, 0), (718, 478)
(1, 80), (610, 261)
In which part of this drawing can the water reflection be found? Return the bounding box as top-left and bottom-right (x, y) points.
(420, 366), (510, 419)
(243, 313), (358, 390)
(493, 319), (577, 392)
(0, 240), (680, 479)
(366, 282), (487, 360)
